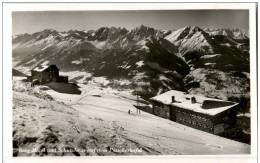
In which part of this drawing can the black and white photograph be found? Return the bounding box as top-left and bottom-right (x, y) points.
(5, 2), (257, 159)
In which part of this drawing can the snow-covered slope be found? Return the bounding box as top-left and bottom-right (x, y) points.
(164, 26), (249, 72)
(12, 79), (250, 156)
(165, 26), (214, 55)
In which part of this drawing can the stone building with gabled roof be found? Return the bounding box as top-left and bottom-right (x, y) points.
(29, 64), (68, 84)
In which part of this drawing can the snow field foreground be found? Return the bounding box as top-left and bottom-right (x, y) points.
(13, 81), (155, 156)
(45, 83), (250, 155)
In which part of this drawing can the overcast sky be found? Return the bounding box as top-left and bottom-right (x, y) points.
(12, 10), (249, 35)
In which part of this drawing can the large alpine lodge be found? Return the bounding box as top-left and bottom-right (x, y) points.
(150, 90), (241, 138)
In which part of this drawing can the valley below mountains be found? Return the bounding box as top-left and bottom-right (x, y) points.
(12, 25), (250, 113)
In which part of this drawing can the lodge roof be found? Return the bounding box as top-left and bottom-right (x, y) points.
(150, 90), (238, 116)
(32, 64), (58, 72)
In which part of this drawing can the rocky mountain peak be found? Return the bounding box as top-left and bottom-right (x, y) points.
(204, 28), (249, 39)
(133, 25), (155, 32)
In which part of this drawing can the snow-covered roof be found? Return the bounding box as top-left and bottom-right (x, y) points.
(32, 64), (59, 72)
(150, 90), (238, 116)
(33, 65), (50, 72)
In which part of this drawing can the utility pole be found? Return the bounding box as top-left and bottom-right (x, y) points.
(136, 92), (140, 114)
(136, 92), (138, 113)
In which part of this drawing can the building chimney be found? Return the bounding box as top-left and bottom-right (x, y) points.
(172, 96), (175, 103)
(191, 97), (196, 104)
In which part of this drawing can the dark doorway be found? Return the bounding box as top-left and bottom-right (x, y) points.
(169, 106), (176, 122)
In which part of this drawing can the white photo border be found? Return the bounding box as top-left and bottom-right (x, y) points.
(2, 2), (257, 163)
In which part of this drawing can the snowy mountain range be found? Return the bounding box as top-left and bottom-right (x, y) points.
(12, 25), (250, 100)
(204, 28), (249, 39)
